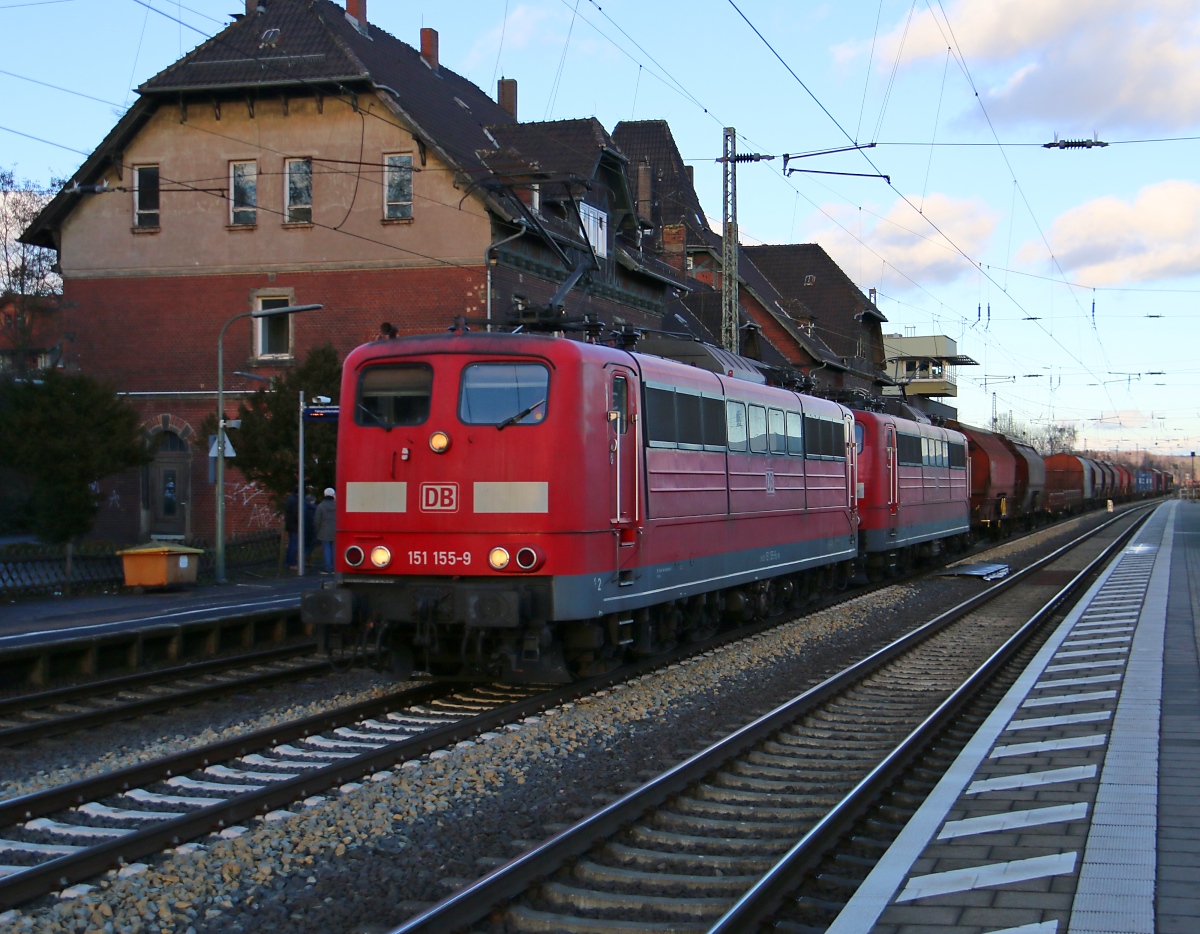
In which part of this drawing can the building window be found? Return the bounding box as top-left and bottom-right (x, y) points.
(578, 202), (608, 258)
(256, 296), (291, 358)
(230, 161), (257, 226)
(384, 154), (413, 219)
(285, 158), (312, 224)
(133, 165), (160, 227)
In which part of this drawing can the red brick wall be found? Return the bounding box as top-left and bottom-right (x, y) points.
(64, 265), (485, 543)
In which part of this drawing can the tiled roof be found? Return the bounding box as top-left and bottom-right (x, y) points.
(485, 119), (621, 182)
(742, 243), (887, 364)
(139, 0), (516, 179)
(611, 120), (708, 231)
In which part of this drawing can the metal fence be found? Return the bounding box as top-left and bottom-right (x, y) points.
(0, 531), (282, 599)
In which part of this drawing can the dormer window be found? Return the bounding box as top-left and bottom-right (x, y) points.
(579, 202), (608, 258)
(804, 274), (816, 286)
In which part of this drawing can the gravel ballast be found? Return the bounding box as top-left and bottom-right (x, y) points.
(0, 506), (1142, 934)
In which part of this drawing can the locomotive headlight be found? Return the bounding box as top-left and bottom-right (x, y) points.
(488, 547), (510, 570)
(429, 431), (451, 454)
(344, 545), (364, 567)
(370, 545), (392, 568)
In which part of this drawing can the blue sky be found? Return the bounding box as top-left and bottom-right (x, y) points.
(4, 0), (1199, 455)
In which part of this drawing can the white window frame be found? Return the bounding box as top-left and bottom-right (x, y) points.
(132, 164), (160, 228)
(254, 294), (293, 360)
(578, 201), (608, 258)
(229, 160), (258, 226)
(383, 153), (413, 220)
(284, 157), (312, 224)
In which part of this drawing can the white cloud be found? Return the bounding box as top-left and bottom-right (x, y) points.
(805, 193), (999, 287)
(1018, 180), (1200, 285)
(866, 0), (1200, 131)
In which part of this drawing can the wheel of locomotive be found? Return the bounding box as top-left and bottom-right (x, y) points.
(833, 561), (851, 591)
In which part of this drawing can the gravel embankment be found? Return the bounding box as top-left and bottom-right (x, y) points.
(1, 507), (1136, 934)
(0, 668), (398, 802)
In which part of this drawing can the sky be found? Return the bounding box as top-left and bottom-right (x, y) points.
(3, 0), (1199, 455)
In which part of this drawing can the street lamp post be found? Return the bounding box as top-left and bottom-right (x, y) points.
(215, 303), (321, 583)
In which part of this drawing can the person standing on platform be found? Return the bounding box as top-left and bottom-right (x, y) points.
(303, 491), (317, 573)
(314, 488), (336, 574)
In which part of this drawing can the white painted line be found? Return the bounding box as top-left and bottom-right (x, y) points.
(1044, 659), (1126, 673)
(823, 509), (1136, 933)
(1062, 637), (1132, 647)
(990, 734), (1108, 759)
(967, 765), (1097, 794)
(938, 802), (1089, 840)
(985, 922), (1058, 934)
(1005, 710), (1112, 731)
(1068, 501), (1175, 934)
(1054, 647), (1129, 658)
(1034, 674), (1122, 689)
(895, 852), (1077, 902)
(1021, 690), (1117, 708)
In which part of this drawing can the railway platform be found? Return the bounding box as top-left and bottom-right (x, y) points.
(824, 498), (1198, 934)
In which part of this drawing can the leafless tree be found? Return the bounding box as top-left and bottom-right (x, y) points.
(1, 169), (62, 377)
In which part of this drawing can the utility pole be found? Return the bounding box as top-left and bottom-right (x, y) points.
(720, 128), (739, 354)
(717, 128), (773, 355)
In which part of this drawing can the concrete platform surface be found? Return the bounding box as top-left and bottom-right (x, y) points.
(0, 576), (321, 651)
(824, 499), (1199, 934)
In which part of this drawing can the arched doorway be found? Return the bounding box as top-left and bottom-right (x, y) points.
(147, 430), (191, 538)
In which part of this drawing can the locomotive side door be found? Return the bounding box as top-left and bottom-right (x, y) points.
(886, 424), (899, 517)
(608, 367), (640, 584)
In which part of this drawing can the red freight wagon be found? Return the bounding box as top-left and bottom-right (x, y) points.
(1114, 464), (1132, 499)
(1044, 454), (1086, 514)
(947, 421), (1019, 529)
(303, 332), (857, 681)
(853, 411), (969, 570)
(1006, 439), (1046, 517)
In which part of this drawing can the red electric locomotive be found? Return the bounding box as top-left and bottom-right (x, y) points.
(853, 411), (970, 576)
(302, 331), (857, 682)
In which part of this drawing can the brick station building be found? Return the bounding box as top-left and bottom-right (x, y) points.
(23, 0), (691, 543)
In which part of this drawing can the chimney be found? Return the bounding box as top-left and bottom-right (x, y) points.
(246, 0), (264, 13)
(636, 162), (652, 219)
(497, 78), (518, 119)
(421, 28), (439, 73)
(345, 0), (366, 24)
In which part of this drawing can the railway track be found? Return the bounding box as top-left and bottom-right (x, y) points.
(0, 503), (1149, 913)
(387, 505), (1151, 934)
(0, 643), (328, 747)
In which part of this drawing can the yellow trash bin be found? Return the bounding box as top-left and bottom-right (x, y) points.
(116, 543), (206, 589)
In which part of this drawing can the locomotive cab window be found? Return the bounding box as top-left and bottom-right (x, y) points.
(459, 362), (549, 426)
(854, 423), (864, 455)
(612, 376), (629, 434)
(357, 364), (433, 429)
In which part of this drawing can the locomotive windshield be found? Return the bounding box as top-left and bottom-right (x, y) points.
(356, 364), (433, 429)
(459, 362), (549, 426)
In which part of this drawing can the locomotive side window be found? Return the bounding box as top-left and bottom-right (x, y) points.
(748, 405), (768, 454)
(949, 441), (967, 468)
(645, 387), (677, 444)
(357, 364), (433, 429)
(612, 377), (629, 434)
(726, 401), (748, 452)
(786, 412), (803, 455)
(805, 416), (846, 459)
(897, 433), (923, 466)
(854, 423), (864, 455)
(702, 397), (726, 448)
(676, 392), (704, 447)
(459, 363), (549, 426)
(768, 409), (787, 454)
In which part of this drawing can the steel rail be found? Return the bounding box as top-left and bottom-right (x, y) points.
(0, 592), (878, 912)
(0, 655), (332, 748)
(705, 505), (1151, 933)
(386, 504), (1153, 934)
(0, 642), (318, 718)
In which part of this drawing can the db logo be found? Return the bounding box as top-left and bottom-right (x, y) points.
(420, 482), (459, 512)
